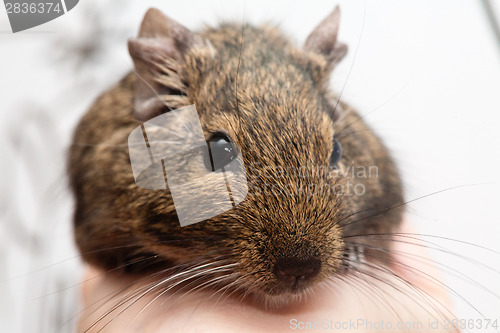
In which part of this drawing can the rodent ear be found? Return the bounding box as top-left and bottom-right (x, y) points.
(304, 6), (347, 66)
(128, 8), (202, 121)
(136, 8), (202, 52)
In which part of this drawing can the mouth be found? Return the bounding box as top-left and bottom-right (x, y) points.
(237, 256), (324, 304)
(272, 256), (322, 290)
(240, 278), (328, 311)
(259, 282), (317, 301)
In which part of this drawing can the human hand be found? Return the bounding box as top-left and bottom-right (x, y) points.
(77, 220), (455, 332)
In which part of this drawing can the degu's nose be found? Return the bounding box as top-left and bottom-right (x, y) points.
(273, 256), (321, 288)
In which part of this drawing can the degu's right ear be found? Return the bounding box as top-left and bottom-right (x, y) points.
(128, 8), (202, 121)
(303, 6), (347, 67)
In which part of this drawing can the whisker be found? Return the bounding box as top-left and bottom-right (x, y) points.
(128, 263), (238, 327)
(336, 75), (412, 140)
(343, 269), (409, 326)
(339, 183), (491, 230)
(345, 260), (457, 327)
(76, 255), (225, 332)
(346, 232), (500, 256)
(85, 262), (214, 333)
(346, 235), (500, 276)
(5, 236), (226, 283)
(347, 241), (500, 309)
(331, 0), (366, 120)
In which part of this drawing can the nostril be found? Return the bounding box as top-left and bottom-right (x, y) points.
(273, 257), (321, 284)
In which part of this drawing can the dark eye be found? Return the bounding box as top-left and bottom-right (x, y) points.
(330, 137), (342, 168)
(205, 132), (238, 171)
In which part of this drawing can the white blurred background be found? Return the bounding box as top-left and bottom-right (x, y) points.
(0, 0), (499, 332)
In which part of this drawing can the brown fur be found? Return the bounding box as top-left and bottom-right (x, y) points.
(68, 8), (403, 301)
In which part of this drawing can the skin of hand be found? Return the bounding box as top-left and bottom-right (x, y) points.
(77, 219), (455, 333)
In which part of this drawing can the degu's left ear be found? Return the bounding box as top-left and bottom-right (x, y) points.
(128, 8), (202, 121)
(304, 6), (347, 66)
